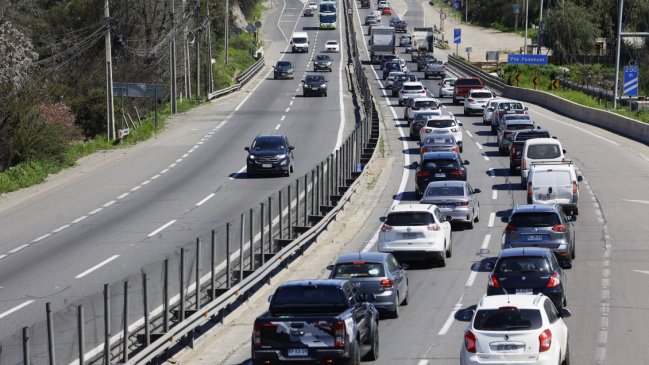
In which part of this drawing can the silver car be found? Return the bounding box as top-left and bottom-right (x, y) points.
(463, 88), (494, 115)
(419, 134), (459, 158)
(438, 77), (456, 98)
(328, 252), (409, 318)
(483, 98), (506, 124)
(419, 180), (481, 228)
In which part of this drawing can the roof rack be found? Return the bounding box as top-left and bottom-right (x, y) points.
(530, 160), (573, 166)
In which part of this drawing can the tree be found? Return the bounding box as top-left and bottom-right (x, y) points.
(543, 1), (600, 64)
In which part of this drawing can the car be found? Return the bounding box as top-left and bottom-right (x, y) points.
(307, 1), (318, 10)
(509, 128), (552, 174)
(424, 59), (446, 79)
(417, 54), (434, 72)
(413, 151), (469, 198)
(393, 20), (407, 32)
(460, 293), (571, 365)
(378, 204), (453, 266)
(463, 88), (494, 115)
(404, 97), (439, 123)
(303, 7), (315, 16)
(490, 100), (529, 132)
(378, 54), (398, 70)
(410, 112), (443, 139)
(502, 204), (576, 264)
(482, 98), (506, 124)
(383, 61), (401, 80)
(487, 247), (568, 310)
(272, 60), (294, 79)
(245, 134), (294, 177)
(328, 252), (409, 317)
(389, 17), (400, 27)
(497, 118), (535, 155)
(360, 0), (371, 8)
(420, 181), (480, 228)
(364, 14), (380, 26)
(385, 71), (402, 89)
(399, 34), (412, 47)
(405, 43), (414, 53)
(521, 138), (566, 183)
(527, 161), (580, 215)
(313, 54), (333, 72)
(419, 133), (460, 156)
(325, 40), (340, 52)
(452, 77), (483, 105)
(391, 73), (417, 96)
(418, 115), (463, 152)
(398, 81), (427, 106)
(302, 74), (328, 96)
(438, 77), (457, 98)
(380, 6), (392, 15)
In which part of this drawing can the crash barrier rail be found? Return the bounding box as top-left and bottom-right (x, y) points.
(4, 2), (382, 365)
(445, 56), (649, 146)
(207, 56), (265, 100)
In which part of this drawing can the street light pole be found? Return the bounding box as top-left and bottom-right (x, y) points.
(536, 0), (544, 54)
(523, 0), (529, 54)
(613, 0), (624, 109)
(465, 0), (468, 23)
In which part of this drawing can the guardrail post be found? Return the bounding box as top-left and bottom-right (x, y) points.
(163, 259), (169, 332)
(267, 197), (273, 253)
(295, 178), (300, 233)
(180, 248), (185, 322)
(77, 305), (84, 365)
(103, 284), (111, 364)
(226, 223), (231, 287)
(142, 271), (150, 346)
(23, 327), (30, 365)
(122, 280), (128, 363)
(303, 174), (308, 226)
(318, 163), (323, 212)
(311, 169), (316, 216)
(210, 230), (216, 299)
(288, 184), (292, 238)
(329, 154), (334, 203)
(195, 238), (201, 309)
(260, 202), (265, 265)
(46, 302), (55, 365)
(239, 213), (244, 283)
(278, 190), (284, 239)
(249, 207), (254, 270)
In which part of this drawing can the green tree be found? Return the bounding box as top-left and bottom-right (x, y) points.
(543, 1), (600, 64)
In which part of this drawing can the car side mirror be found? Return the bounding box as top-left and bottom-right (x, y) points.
(400, 263), (409, 269)
(464, 160), (470, 165)
(537, 126), (541, 129)
(458, 121), (463, 126)
(577, 175), (583, 182)
(501, 216), (510, 223)
(559, 308), (572, 318)
(268, 295), (273, 303)
(326, 264), (334, 270)
(484, 262), (494, 271)
(244, 146), (250, 151)
(289, 146), (295, 150)
(379, 216), (386, 222)
(474, 188), (481, 194)
(290, 41), (293, 44)
(412, 161), (419, 168)
(552, 136), (558, 139)
(525, 107), (529, 110)
(364, 293), (376, 302)
(559, 259), (573, 270)
(563, 149), (566, 153)
(445, 216), (453, 222)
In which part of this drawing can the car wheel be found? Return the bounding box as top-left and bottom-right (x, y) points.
(467, 218), (474, 229)
(324, 92), (328, 97)
(459, 146), (463, 153)
(343, 341), (361, 365)
(571, 243), (576, 259)
(510, 163), (517, 175)
(452, 97), (458, 105)
(248, 171), (256, 178)
(401, 282), (409, 305)
(284, 168), (290, 177)
(446, 239), (453, 258)
(562, 343), (570, 365)
(474, 206), (480, 223)
(389, 293), (399, 318)
(362, 324), (379, 361)
(290, 164), (294, 173)
(439, 248), (447, 267)
(425, 74), (429, 79)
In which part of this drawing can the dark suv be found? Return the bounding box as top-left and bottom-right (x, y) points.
(502, 204), (575, 265)
(245, 135), (295, 177)
(302, 74), (328, 96)
(508, 128), (551, 174)
(413, 151), (469, 198)
(273, 61), (294, 80)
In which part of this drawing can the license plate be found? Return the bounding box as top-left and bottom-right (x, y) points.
(525, 235), (543, 241)
(515, 288), (533, 294)
(435, 173), (446, 178)
(496, 344), (519, 352)
(401, 233), (418, 239)
(537, 194), (550, 200)
(262, 164), (272, 168)
(311, 87), (319, 90)
(287, 348), (308, 357)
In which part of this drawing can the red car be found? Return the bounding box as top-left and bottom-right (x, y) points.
(382, 7), (392, 15)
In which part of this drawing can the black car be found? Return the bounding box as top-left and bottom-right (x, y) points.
(417, 54), (434, 71)
(391, 73), (417, 96)
(273, 61), (294, 79)
(379, 54), (398, 70)
(508, 128), (552, 174)
(394, 20), (408, 33)
(245, 134), (294, 177)
(302, 74), (328, 96)
(303, 8), (315, 16)
(382, 62), (401, 80)
(314, 54), (333, 72)
(360, 0), (370, 8)
(487, 247), (568, 310)
(413, 151), (469, 198)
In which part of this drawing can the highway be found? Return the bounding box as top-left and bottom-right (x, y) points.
(0, 0), (356, 350)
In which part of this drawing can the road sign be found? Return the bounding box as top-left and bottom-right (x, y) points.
(440, 12), (447, 20)
(623, 66), (639, 96)
(255, 21), (262, 28)
(245, 23), (256, 34)
(551, 79), (560, 89)
(532, 76), (540, 86)
(512, 4), (521, 14)
(514, 73), (521, 82)
(113, 83), (165, 100)
(507, 54), (548, 65)
(453, 28), (461, 44)
(465, 47), (472, 54)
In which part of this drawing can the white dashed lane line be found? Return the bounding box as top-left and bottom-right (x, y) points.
(103, 200), (116, 208)
(474, 141), (483, 150)
(492, 190), (497, 200)
(465, 130), (473, 138)
(131, 185), (141, 191)
(71, 216), (88, 224)
(75, 255), (120, 279)
(52, 224), (70, 233)
(147, 220), (177, 238)
(285, 107), (291, 113)
(230, 166), (247, 181)
(151, 174), (161, 180)
(88, 208), (102, 215)
(281, 115), (286, 121)
(117, 193), (130, 199)
(32, 233), (51, 243)
(487, 212), (496, 228)
(275, 124), (282, 130)
(0, 300), (35, 320)
(9, 244), (29, 254)
(481, 234), (491, 250)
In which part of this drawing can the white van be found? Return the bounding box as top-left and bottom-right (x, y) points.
(521, 137), (566, 183)
(291, 32), (309, 53)
(527, 161), (580, 215)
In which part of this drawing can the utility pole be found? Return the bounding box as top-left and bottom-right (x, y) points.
(196, 27), (201, 98)
(536, 0), (544, 54)
(104, 0), (115, 141)
(523, 0), (529, 54)
(225, 0), (229, 65)
(465, 0), (468, 23)
(170, 0), (177, 113)
(613, 0), (624, 109)
(182, 0), (190, 99)
(206, 2), (214, 95)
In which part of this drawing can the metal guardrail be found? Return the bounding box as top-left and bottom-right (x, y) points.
(207, 56), (265, 100)
(446, 56), (506, 94)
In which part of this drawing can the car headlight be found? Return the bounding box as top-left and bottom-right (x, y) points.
(320, 84), (326, 88)
(276, 154), (287, 159)
(248, 155), (256, 160)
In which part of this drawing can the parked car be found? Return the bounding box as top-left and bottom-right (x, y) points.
(497, 118), (536, 155)
(273, 60), (294, 79)
(463, 88), (494, 115)
(509, 128), (552, 174)
(438, 77), (457, 98)
(502, 204), (576, 265)
(302, 74), (328, 97)
(325, 40), (340, 52)
(419, 133), (460, 157)
(404, 97), (439, 123)
(527, 161), (580, 215)
(245, 134), (295, 177)
(328, 252), (409, 318)
(460, 294), (571, 365)
(252, 280), (379, 364)
(413, 151), (469, 198)
(420, 180), (480, 228)
(418, 115), (463, 152)
(378, 204), (453, 266)
(313, 54), (333, 72)
(521, 138), (566, 184)
(452, 77), (483, 105)
(398, 81), (427, 106)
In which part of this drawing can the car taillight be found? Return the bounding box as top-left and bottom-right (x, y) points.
(427, 223), (440, 231)
(421, 147), (430, 153)
(487, 274), (500, 288)
(505, 224), (517, 233)
(334, 321), (346, 347)
(572, 180), (578, 194)
(451, 147), (459, 152)
(423, 128), (432, 133)
(504, 131), (512, 138)
(527, 181), (532, 197)
(449, 169), (465, 176)
(510, 145), (516, 156)
(539, 329), (552, 352)
(380, 224), (392, 232)
(416, 170), (430, 177)
(380, 278), (394, 288)
(546, 272), (561, 288)
(521, 159), (526, 170)
(254, 323), (276, 347)
(465, 331), (477, 353)
(468, 98), (475, 102)
(551, 224), (567, 232)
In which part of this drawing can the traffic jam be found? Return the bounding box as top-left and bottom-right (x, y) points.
(251, 0), (577, 364)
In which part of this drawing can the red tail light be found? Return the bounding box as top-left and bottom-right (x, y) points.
(423, 128), (432, 133)
(334, 321), (346, 347)
(468, 98), (475, 102)
(421, 147), (430, 153)
(380, 278), (394, 288)
(487, 274), (500, 288)
(527, 181), (532, 197)
(539, 329), (552, 352)
(427, 223), (440, 231)
(505, 224), (517, 233)
(416, 170), (430, 177)
(546, 272), (561, 288)
(380, 224), (392, 232)
(254, 323), (276, 347)
(449, 169), (465, 176)
(465, 330), (477, 353)
(521, 159), (526, 170)
(572, 180), (578, 194)
(510, 145), (516, 156)
(451, 147), (459, 152)
(551, 225), (567, 232)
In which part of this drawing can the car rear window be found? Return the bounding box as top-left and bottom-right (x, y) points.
(415, 100), (438, 108)
(527, 144), (562, 159)
(403, 84), (423, 91)
(495, 256), (551, 274)
(415, 112), (440, 121)
(471, 92), (492, 99)
(504, 114), (530, 121)
(426, 119), (456, 128)
(456, 78), (482, 86)
(385, 212), (434, 226)
(270, 286), (347, 314)
(514, 131), (550, 141)
(498, 102), (524, 110)
(533, 171), (571, 185)
(332, 262), (385, 278)
(509, 212), (561, 227)
(507, 123), (535, 131)
(473, 308), (543, 331)
(421, 158), (460, 169)
(425, 185), (464, 197)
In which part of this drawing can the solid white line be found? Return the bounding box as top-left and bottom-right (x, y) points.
(196, 193), (215, 207)
(75, 255), (120, 279)
(492, 190), (497, 200)
(481, 234), (492, 250)
(147, 220), (177, 237)
(465, 271), (478, 287)
(0, 300), (35, 320)
(131, 185), (141, 192)
(487, 212), (496, 227)
(474, 141), (483, 150)
(281, 115), (286, 121)
(32, 233), (51, 242)
(52, 224), (70, 233)
(275, 123), (281, 130)
(9, 244), (29, 253)
(465, 130), (473, 138)
(438, 303), (462, 335)
(117, 193), (130, 199)
(103, 200), (116, 208)
(88, 208), (102, 215)
(71, 216), (88, 224)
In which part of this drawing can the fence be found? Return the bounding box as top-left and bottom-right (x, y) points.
(207, 56), (265, 100)
(4, 0), (382, 363)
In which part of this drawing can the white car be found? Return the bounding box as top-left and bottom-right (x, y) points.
(377, 1), (389, 10)
(307, 2), (318, 10)
(386, 71), (403, 89)
(521, 138), (566, 184)
(438, 78), (456, 98)
(325, 40), (340, 52)
(463, 88), (494, 115)
(461, 294), (571, 365)
(527, 161), (580, 215)
(398, 81), (427, 105)
(483, 98), (506, 124)
(404, 97), (440, 123)
(378, 204), (453, 267)
(419, 115), (463, 152)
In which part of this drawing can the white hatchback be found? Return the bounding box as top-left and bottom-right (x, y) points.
(378, 204), (452, 266)
(521, 138), (566, 183)
(419, 115), (464, 152)
(464, 88), (494, 115)
(461, 294), (571, 365)
(398, 81), (427, 105)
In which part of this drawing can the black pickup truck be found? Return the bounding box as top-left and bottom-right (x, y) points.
(508, 128), (551, 174)
(251, 279), (380, 365)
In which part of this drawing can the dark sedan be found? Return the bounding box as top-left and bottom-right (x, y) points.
(413, 151), (469, 198)
(419, 134), (459, 158)
(273, 61), (294, 80)
(391, 73), (417, 96)
(314, 54), (333, 72)
(302, 74), (328, 97)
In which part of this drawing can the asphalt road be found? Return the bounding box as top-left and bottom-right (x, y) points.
(0, 0), (357, 347)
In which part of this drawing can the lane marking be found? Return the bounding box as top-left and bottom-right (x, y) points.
(75, 255), (120, 279)
(285, 107), (290, 113)
(147, 220), (177, 237)
(117, 193), (130, 199)
(88, 208), (102, 215)
(196, 193), (215, 207)
(289, 101), (294, 106)
(131, 185), (141, 191)
(623, 199), (649, 205)
(489, 168), (495, 177)
(52, 224), (70, 233)
(103, 200), (116, 208)
(32, 233), (51, 243)
(0, 300), (35, 320)
(465, 271), (478, 287)
(182, 153), (189, 158)
(151, 174), (161, 180)
(487, 212), (495, 228)
(142, 180), (151, 185)
(417, 360), (429, 365)
(534, 111), (619, 145)
(465, 130), (473, 138)
(482, 153), (490, 161)
(160, 168), (170, 174)
(9, 244), (29, 254)
(438, 302), (463, 335)
(634, 270), (649, 275)
(281, 115), (286, 121)
(71, 216), (88, 224)
(275, 123), (281, 130)
(230, 165), (247, 180)
(492, 190), (497, 200)
(481, 234), (491, 250)
(0, 254), (6, 260)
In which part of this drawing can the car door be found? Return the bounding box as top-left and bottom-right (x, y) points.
(388, 255), (405, 300)
(434, 208), (451, 244)
(466, 183), (476, 215)
(544, 298), (568, 358)
(348, 284), (369, 342)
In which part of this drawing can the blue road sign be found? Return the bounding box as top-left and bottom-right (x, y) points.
(623, 66), (639, 96)
(454, 28), (461, 44)
(507, 54), (548, 65)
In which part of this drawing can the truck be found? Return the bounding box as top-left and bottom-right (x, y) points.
(424, 59), (446, 79)
(410, 27), (434, 62)
(251, 279), (380, 365)
(291, 31), (309, 53)
(369, 26), (396, 64)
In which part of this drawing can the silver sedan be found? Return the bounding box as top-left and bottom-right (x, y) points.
(420, 180), (481, 229)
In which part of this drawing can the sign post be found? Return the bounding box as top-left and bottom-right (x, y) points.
(623, 66), (639, 97)
(453, 28), (461, 56)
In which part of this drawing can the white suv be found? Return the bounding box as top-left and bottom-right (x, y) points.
(398, 81), (427, 106)
(378, 204), (452, 267)
(464, 89), (494, 116)
(521, 138), (566, 184)
(419, 115), (464, 152)
(461, 294), (571, 365)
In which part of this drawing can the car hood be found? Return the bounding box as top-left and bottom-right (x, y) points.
(305, 80), (326, 86)
(275, 66), (293, 71)
(420, 196), (468, 204)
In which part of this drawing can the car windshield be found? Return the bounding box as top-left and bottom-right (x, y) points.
(421, 158), (459, 169)
(426, 119), (455, 128)
(471, 92), (492, 99)
(306, 75), (325, 83)
(425, 185), (464, 197)
(270, 286), (347, 314)
(515, 131), (550, 141)
(415, 100), (438, 108)
(252, 138), (285, 151)
(509, 212), (561, 227)
(293, 37), (307, 44)
(473, 309), (543, 331)
(527, 144), (561, 159)
(496, 256), (552, 274)
(332, 262), (385, 278)
(316, 55), (330, 61)
(276, 61), (291, 67)
(387, 63), (400, 71)
(424, 136), (455, 144)
(385, 212), (434, 226)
